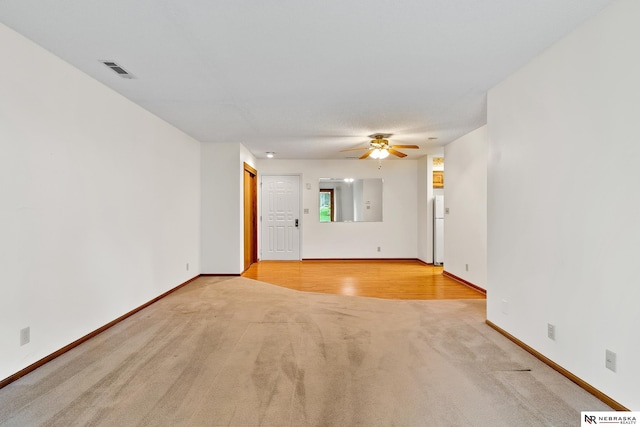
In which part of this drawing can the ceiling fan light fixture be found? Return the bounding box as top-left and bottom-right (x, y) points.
(370, 148), (389, 160)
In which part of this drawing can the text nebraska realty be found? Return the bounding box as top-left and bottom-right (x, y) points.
(585, 414), (637, 425)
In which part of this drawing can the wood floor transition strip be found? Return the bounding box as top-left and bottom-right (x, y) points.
(0, 275), (201, 390)
(486, 320), (628, 411)
(200, 273), (241, 276)
(301, 258), (421, 261)
(443, 270), (486, 295)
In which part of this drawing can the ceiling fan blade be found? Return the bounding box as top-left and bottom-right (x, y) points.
(388, 148), (407, 158)
(390, 144), (420, 149)
(359, 150), (373, 159)
(340, 147), (370, 152)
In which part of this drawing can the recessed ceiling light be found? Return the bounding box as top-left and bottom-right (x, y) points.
(266, 152), (275, 158)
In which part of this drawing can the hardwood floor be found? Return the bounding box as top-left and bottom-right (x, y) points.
(242, 259), (486, 300)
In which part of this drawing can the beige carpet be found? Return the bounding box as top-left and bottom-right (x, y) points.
(0, 277), (609, 426)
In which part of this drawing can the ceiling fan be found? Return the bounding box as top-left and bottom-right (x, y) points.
(340, 134), (420, 159)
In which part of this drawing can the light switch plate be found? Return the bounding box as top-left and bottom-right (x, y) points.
(547, 323), (555, 340)
(20, 327), (30, 346)
(605, 350), (617, 372)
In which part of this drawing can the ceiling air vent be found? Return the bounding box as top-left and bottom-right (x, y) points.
(100, 60), (135, 79)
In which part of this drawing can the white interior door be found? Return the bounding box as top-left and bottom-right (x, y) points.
(261, 175), (301, 260)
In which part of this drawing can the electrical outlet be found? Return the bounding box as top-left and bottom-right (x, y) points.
(377, 246), (381, 252)
(605, 350), (617, 372)
(501, 299), (508, 315)
(547, 323), (556, 340)
(465, 264), (469, 272)
(20, 327), (30, 346)
(186, 263), (189, 271)
(304, 208), (309, 214)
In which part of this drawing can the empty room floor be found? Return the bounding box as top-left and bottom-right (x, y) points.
(242, 260), (485, 300)
(0, 273), (610, 426)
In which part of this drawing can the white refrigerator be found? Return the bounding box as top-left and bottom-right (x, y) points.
(434, 195), (444, 265)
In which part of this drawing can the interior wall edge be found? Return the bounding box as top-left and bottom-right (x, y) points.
(442, 270), (486, 295)
(486, 320), (628, 412)
(0, 275), (200, 391)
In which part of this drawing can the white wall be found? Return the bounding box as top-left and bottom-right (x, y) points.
(417, 153), (445, 264)
(487, 0), (640, 409)
(200, 143), (256, 274)
(257, 159), (418, 259)
(444, 126), (488, 288)
(362, 179), (383, 222)
(416, 157), (431, 263)
(0, 23), (201, 381)
(200, 143), (240, 274)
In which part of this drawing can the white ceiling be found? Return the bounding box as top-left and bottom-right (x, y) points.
(0, 0), (616, 159)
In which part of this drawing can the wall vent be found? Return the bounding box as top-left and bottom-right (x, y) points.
(100, 60), (135, 79)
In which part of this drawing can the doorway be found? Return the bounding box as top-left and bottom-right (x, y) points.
(260, 175), (301, 260)
(243, 163), (258, 271)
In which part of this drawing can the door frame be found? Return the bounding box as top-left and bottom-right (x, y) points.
(259, 174), (303, 260)
(243, 163), (258, 271)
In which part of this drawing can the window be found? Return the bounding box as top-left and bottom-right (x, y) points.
(319, 189), (334, 222)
